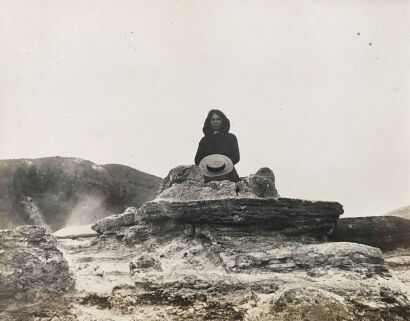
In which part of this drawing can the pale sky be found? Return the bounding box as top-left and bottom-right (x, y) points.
(1, 0), (409, 217)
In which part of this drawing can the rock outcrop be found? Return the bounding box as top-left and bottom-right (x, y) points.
(156, 165), (279, 200)
(0, 225), (75, 321)
(331, 214), (410, 293)
(5, 165), (409, 320)
(0, 157), (162, 231)
(81, 165), (410, 320)
(137, 197), (342, 238)
(56, 220), (410, 321)
(331, 216), (410, 251)
(94, 165), (342, 239)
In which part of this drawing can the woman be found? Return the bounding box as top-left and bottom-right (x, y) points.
(195, 109), (240, 182)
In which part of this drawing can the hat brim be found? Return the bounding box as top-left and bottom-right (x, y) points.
(199, 154), (234, 177)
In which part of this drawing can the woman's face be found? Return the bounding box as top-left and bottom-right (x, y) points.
(210, 113), (222, 131)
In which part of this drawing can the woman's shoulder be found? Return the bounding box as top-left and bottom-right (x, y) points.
(226, 132), (238, 140)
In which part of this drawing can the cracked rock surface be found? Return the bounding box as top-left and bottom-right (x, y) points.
(3, 165), (409, 320)
(56, 227), (409, 320)
(0, 225), (75, 321)
(93, 165), (342, 239)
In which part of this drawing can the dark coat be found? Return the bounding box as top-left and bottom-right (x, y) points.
(195, 112), (240, 182)
(195, 113), (240, 166)
(195, 110), (239, 182)
(194, 132), (240, 166)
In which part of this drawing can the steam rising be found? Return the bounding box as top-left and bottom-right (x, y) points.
(21, 196), (52, 233)
(65, 194), (110, 227)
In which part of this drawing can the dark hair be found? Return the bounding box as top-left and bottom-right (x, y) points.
(202, 109), (231, 136)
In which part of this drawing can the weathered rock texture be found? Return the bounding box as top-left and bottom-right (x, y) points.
(137, 197), (342, 238)
(93, 198), (343, 239)
(92, 206), (138, 234)
(331, 215), (410, 294)
(0, 157), (162, 231)
(331, 216), (410, 251)
(77, 165), (410, 320)
(5, 165), (409, 320)
(243, 167), (280, 198)
(94, 165), (342, 239)
(61, 225), (409, 321)
(157, 165), (279, 200)
(0, 225), (75, 321)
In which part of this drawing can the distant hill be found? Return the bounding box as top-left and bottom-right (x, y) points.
(386, 205), (410, 220)
(0, 157), (162, 231)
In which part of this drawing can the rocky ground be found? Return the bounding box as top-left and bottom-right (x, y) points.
(0, 226), (75, 321)
(53, 229), (410, 321)
(384, 248), (410, 289)
(1, 165), (409, 320)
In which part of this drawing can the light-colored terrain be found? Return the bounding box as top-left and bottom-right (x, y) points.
(1, 165), (409, 320)
(55, 225), (410, 321)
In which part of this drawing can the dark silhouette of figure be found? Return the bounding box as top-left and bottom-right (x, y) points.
(195, 110), (240, 182)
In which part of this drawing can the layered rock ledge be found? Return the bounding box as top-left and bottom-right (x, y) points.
(136, 197), (343, 238)
(332, 216), (410, 251)
(93, 165), (343, 239)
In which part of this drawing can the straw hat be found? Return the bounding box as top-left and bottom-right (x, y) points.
(198, 154), (234, 178)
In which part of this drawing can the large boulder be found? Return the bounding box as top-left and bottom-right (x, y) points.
(0, 225), (75, 320)
(331, 216), (410, 251)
